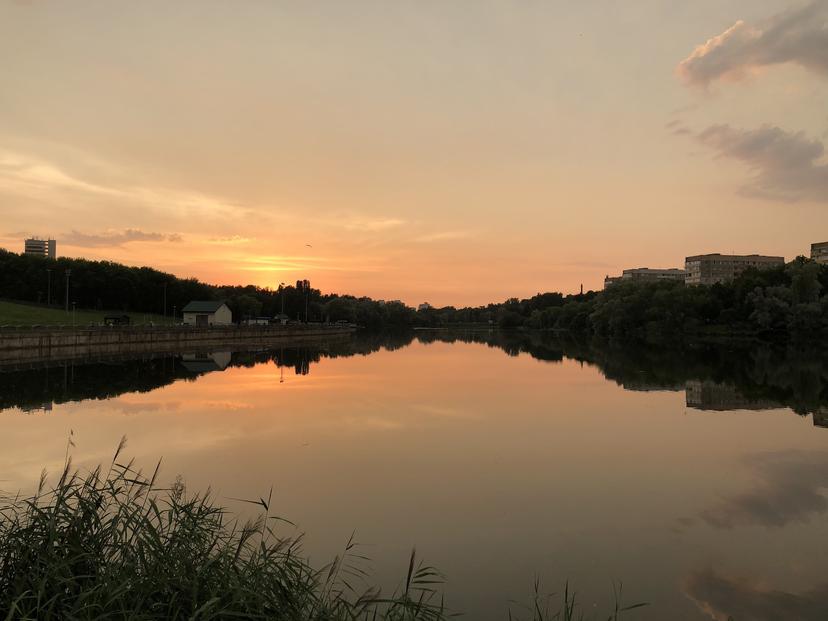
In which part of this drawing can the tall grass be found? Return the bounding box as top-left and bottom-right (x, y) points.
(0, 440), (646, 620)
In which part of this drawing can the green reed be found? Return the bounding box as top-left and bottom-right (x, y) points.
(0, 439), (646, 620)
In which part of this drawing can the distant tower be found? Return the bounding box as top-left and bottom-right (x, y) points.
(24, 237), (56, 259)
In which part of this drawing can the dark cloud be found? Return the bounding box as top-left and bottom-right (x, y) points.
(62, 229), (183, 247)
(684, 569), (828, 621)
(678, 1), (828, 88)
(696, 124), (828, 203)
(698, 450), (828, 529)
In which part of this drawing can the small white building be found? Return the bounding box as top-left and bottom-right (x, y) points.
(181, 301), (233, 326)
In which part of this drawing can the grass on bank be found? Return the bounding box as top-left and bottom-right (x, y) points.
(0, 299), (169, 327)
(0, 442), (648, 620)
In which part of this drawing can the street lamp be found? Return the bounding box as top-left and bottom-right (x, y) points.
(305, 280), (310, 323)
(64, 269), (71, 312)
(46, 269), (52, 306)
(72, 301), (76, 327)
(278, 282), (285, 317)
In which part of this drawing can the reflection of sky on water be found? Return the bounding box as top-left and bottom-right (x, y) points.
(684, 568), (828, 621)
(695, 450), (828, 530)
(1, 335), (828, 619)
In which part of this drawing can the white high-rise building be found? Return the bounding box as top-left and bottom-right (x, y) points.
(24, 238), (56, 259)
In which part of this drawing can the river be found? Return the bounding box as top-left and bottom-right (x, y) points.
(1, 330), (827, 620)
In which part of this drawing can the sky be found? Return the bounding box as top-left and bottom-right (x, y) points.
(1, 0), (827, 306)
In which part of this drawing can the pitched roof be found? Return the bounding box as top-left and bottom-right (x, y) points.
(181, 300), (227, 313)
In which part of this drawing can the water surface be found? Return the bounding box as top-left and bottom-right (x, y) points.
(2, 331), (827, 620)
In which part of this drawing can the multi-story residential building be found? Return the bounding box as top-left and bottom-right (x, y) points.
(685, 380), (780, 411)
(24, 237), (56, 259)
(811, 241), (828, 265)
(603, 275), (622, 289)
(684, 254), (784, 285)
(604, 267), (686, 289)
(622, 267), (687, 281)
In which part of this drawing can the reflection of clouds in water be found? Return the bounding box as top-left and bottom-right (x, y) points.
(341, 415), (404, 430)
(695, 450), (828, 529)
(114, 401), (182, 415)
(409, 403), (471, 419)
(199, 401), (255, 411)
(684, 568), (828, 621)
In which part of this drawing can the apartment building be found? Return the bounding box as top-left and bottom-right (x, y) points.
(811, 241), (828, 265)
(604, 267), (686, 289)
(684, 254), (784, 285)
(622, 267), (687, 281)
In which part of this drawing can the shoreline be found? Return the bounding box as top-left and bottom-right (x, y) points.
(0, 324), (355, 368)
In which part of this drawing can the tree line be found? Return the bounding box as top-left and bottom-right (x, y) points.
(403, 257), (828, 338)
(0, 249), (417, 327)
(2, 248), (826, 337)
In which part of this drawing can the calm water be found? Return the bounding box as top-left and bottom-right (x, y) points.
(2, 331), (828, 620)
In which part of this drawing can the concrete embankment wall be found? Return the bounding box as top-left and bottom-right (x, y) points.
(0, 325), (355, 367)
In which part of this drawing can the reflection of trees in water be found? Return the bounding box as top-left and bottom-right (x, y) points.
(412, 330), (828, 420)
(0, 357), (184, 412)
(414, 329), (564, 362)
(0, 333), (416, 412)
(3, 329), (828, 421)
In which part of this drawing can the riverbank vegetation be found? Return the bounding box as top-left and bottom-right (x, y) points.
(417, 258), (828, 340)
(0, 444), (646, 620)
(0, 249), (413, 328)
(3, 248), (826, 339)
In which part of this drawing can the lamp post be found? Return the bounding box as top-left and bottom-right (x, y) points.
(278, 282), (285, 317)
(64, 269), (71, 312)
(46, 269), (52, 306)
(305, 280), (310, 323)
(72, 301), (76, 327)
(172, 305), (176, 326)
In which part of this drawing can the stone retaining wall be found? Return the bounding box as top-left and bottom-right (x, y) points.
(0, 325), (355, 366)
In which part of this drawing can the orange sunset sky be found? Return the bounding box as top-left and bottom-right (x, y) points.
(1, 1), (827, 306)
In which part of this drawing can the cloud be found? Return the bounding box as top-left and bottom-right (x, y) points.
(697, 450), (828, 529)
(238, 254), (384, 273)
(414, 230), (473, 243)
(341, 217), (406, 232)
(208, 235), (252, 244)
(63, 229), (183, 248)
(696, 124), (828, 202)
(678, 1), (828, 88)
(0, 148), (262, 226)
(684, 569), (828, 621)
(0, 150), (122, 198)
